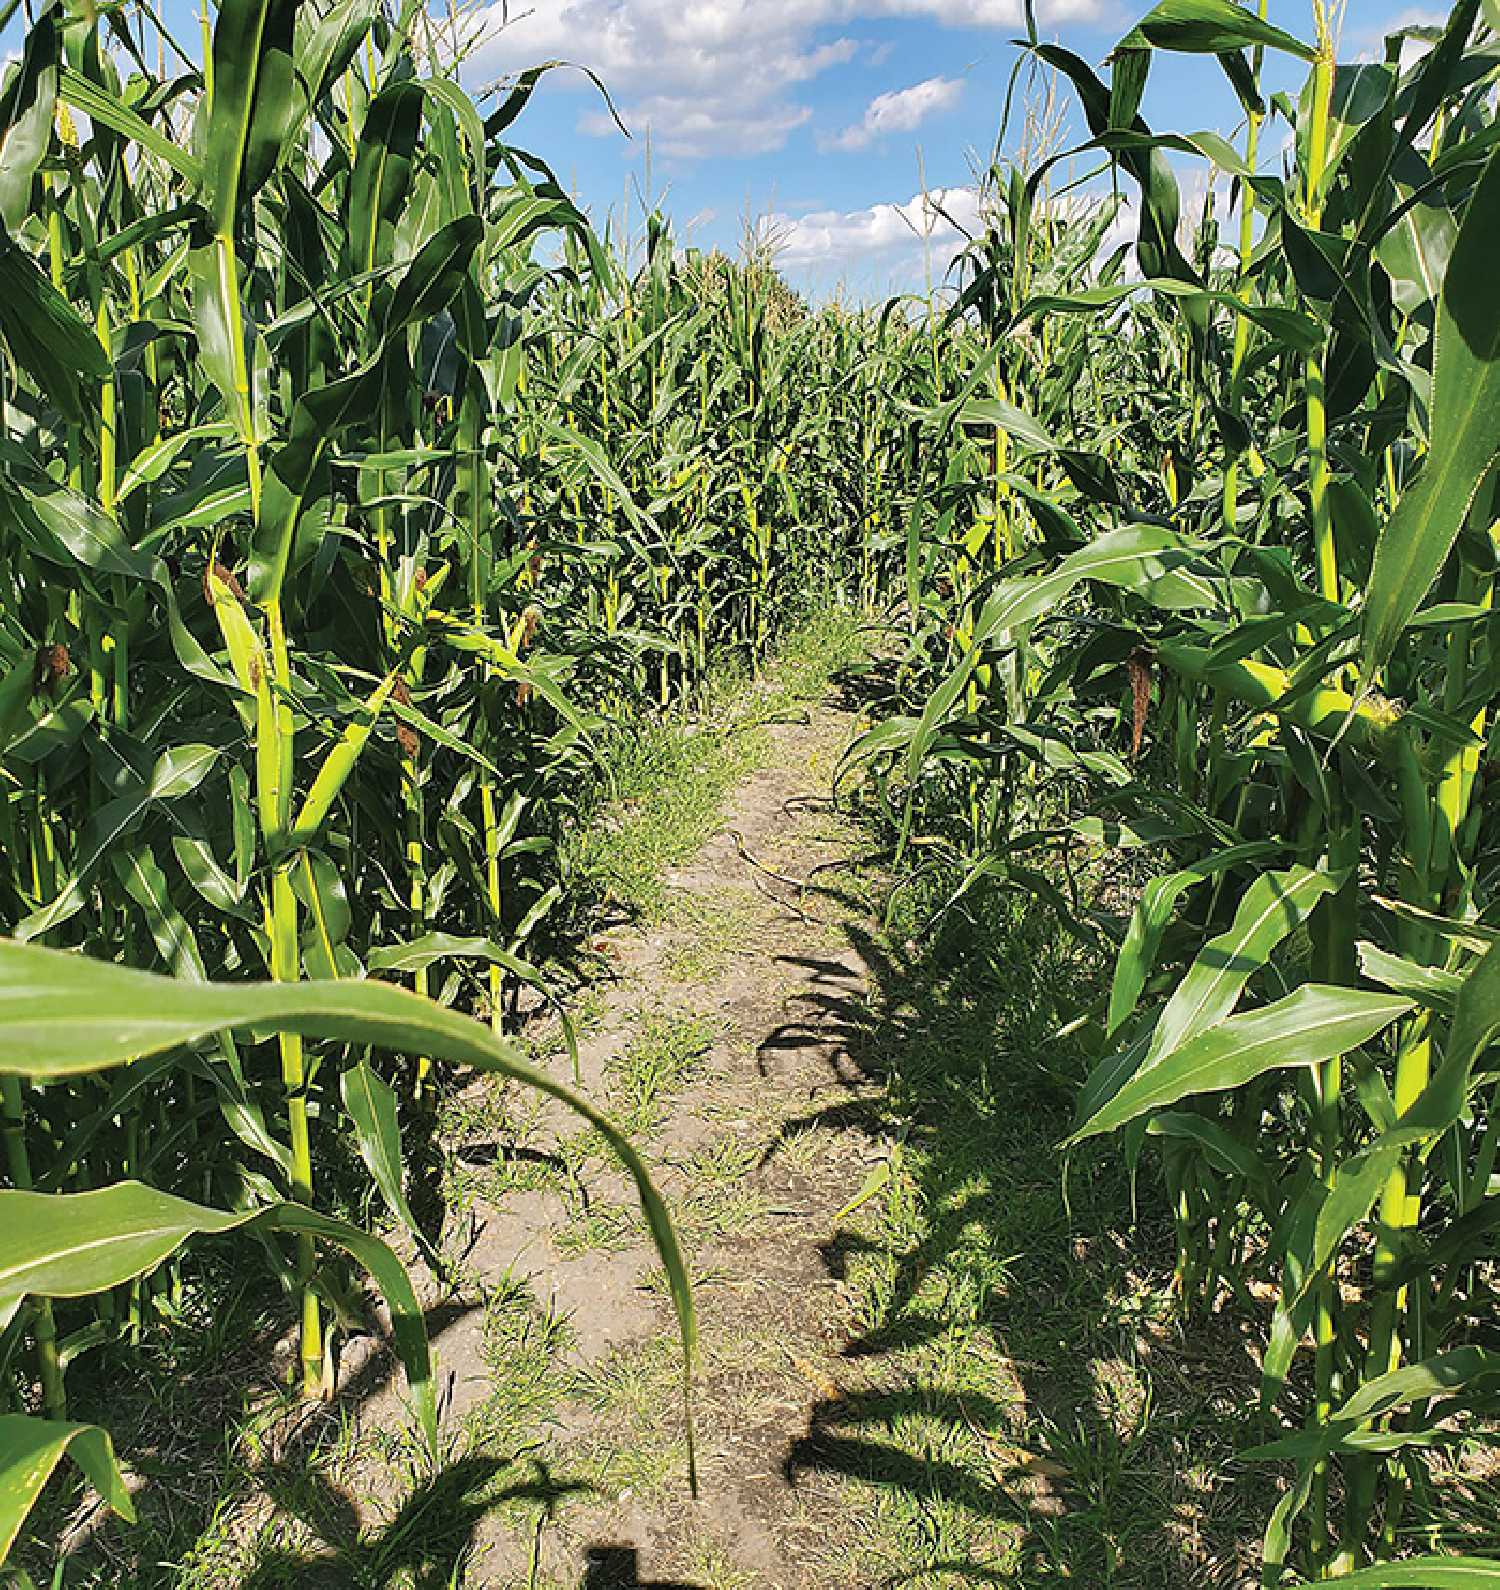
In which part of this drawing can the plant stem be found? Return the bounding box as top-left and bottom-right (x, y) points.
(1, 1076), (66, 1418)
(1223, 7), (1267, 531)
(1305, 18), (1338, 605)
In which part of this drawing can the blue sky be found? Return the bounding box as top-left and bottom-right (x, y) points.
(2, 1), (1452, 298)
(461, 0), (1449, 298)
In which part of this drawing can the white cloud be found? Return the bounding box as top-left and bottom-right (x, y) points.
(867, 0), (1099, 19)
(757, 178), (1207, 295)
(759, 184), (983, 272)
(467, 0), (1105, 159)
(1350, 7), (1448, 65)
(824, 75), (963, 151)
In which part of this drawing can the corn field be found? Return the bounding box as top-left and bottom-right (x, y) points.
(3, 0), (1500, 1580)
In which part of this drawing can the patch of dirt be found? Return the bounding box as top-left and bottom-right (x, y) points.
(452, 682), (889, 1587)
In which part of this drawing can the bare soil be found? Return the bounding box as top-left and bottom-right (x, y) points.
(449, 687), (893, 1586)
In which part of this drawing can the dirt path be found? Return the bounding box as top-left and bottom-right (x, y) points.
(443, 677), (893, 1588)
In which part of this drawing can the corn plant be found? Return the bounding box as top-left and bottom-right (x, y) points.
(860, 0), (1500, 1577)
(0, 0), (730, 1563)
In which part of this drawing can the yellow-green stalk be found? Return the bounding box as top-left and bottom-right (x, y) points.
(1223, 3), (1267, 530)
(211, 572), (321, 1397)
(1, 1077), (65, 1417)
(1305, 2), (1340, 605)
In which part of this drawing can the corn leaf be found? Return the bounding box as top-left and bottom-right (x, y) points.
(0, 1415), (135, 1563)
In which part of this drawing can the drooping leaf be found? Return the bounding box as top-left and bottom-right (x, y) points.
(1361, 146), (1500, 683)
(0, 1415), (135, 1563)
(1128, 0), (1316, 61)
(0, 941), (696, 1483)
(1069, 986), (1413, 1143)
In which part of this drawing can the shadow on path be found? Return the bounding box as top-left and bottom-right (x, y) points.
(771, 891), (1274, 1587)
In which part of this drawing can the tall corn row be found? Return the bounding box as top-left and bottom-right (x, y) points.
(860, 1), (1500, 1577)
(0, 0), (736, 1562)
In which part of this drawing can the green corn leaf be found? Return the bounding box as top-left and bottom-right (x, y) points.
(368, 932), (544, 982)
(1279, 1144), (1405, 1328)
(200, 0), (300, 234)
(535, 418), (661, 540)
(1383, 936), (1500, 1147)
(1033, 43), (1199, 286)
(0, 942), (695, 1484)
(149, 744), (218, 800)
(386, 695), (508, 781)
(1128, 0), (1316, 60)
(13, 744), (217, 941)
(483, 60), (628, 144)
(384, 214), (485, 334)
(1013, 280), (1324, 355)
(3, 696), (93, 766)
(0, 231), (109, 424)
(1246, 1346), (1500, 1464)
(904, 523), (1212, 798)
(0, 9), (59, 231)
(1375, 182), (1456, 318)
(1145, 1111), (1268, 1184)
(295, 850), (356, 981)
(0, 1184), (253, 1330)
(1361, 145), (1500, 684)
(953, 397), (1058, 454)
(0, 1415), (135, 1564)
(1108, 843), (1280, 1036)
(117, 423), (236, 505)
(113, 844), (204, 979)
(0, 655), (34, 750)
(58, 66), (202, 186)
(366, 938), (578, 1078)
(188, 0), (301, 451)
(1077, 1032), (1152, 1134)
(3, 474), (158, 583)
(1295, 1560), (1500, 1588)
(1145, 864), (1343, 1065)
(253, 208), (480, 604)
(341, 1060), (423, 1244)
(183, 240), (245, 448)
(0, 1182), (437, 1451)
(1397, 0), (1481, 151)
(286, 674), (397, 850)
(1357, 943), (1462, 1011)
(252, 365), (370, 603)
(288, 0), (378, 148)
(1068, 986), (1413, 1144)
(491, 192), (594, 257)
(347, 80), (423, 279)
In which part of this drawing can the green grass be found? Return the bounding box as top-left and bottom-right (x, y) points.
(560, 1334), (692, 1510)
(668, 1134), (773, 1242)
(606, 1007), (719, 1140)
(753, 602), (867, 722)
(660, 887), (761, 983)
(563, 601), (866, 925)
(551, 1200), (639, 1258)
(774, 866), (1278, 1588)
(564, 668), (767, 924)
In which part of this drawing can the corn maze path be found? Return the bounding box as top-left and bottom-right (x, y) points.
(449, 678), (894, 1587)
